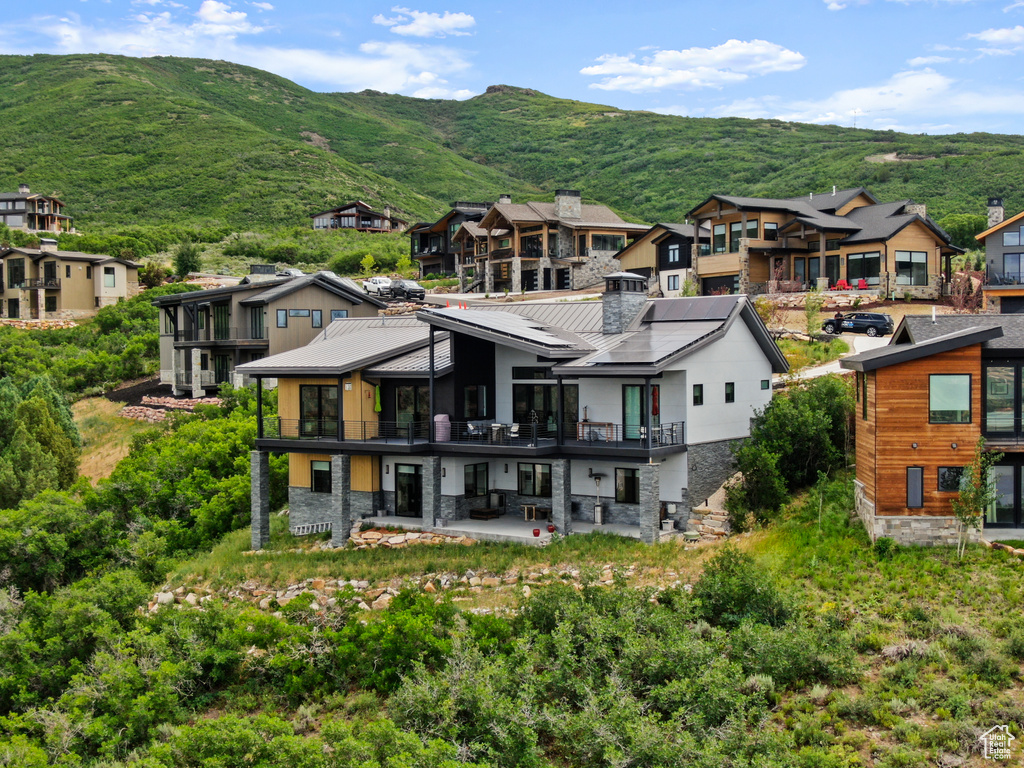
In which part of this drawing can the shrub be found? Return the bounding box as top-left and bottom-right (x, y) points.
(692, 544), (790, 628)
(173, 242), (202, 277)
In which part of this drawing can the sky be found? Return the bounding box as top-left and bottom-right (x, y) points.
(2, 0), (1024, 135)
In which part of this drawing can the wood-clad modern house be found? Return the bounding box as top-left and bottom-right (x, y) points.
(152, 271), (387, 397)
(977, 197), (1024, 313)
(614, 223), (710, 297)
(0, 184), (75, 234)
(241, 274), (788, 548)
(841, 314), (1024, 544)
(0, 241), (139, 320)
(687, 188), (961, 297)
(409, 201), (494, 277)
(311, 201), (407, 233)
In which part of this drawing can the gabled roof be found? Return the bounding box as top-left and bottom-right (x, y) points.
(480, 200), (648, 232)
(894, 313), (1024, 349)
(0, 246), (138, 268)
(976, 209), (1024, 241)
(840, 323), (1003, 372)
(310, 201), (406, 223)
(688, 188), (876, 219)
(151, 271), (386, 309)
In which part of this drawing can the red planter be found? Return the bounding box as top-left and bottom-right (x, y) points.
(533, 528), (540, 537)
(547, 525), (556, 533)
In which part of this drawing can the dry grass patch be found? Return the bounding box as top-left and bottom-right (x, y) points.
(74, 397), (156, 483)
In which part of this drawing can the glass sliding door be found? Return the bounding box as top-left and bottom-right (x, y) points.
(987, 465), (1016, 526)
(623, 384), (660, 441)
(984, 364), (1018, 436)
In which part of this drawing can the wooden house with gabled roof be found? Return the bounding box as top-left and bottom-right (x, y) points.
(311, 201), (407, 233)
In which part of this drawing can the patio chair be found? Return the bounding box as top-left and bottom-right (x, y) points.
(508, 423), (520, 443)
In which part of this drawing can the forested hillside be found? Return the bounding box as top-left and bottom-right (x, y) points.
(1, 54), (1022, 232)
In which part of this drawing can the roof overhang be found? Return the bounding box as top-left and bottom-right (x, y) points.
(840, 325), (1003, 372)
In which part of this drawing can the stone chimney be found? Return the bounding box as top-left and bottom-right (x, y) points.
(554, 189), (582, 220)
(988, 197), (1005, 228)
(498, 193), (512, 204)
(18, 183), (29, 195)
(39, 238), (58, 253)
(905, 202), (926, 218)
(602, 272), (648, 334)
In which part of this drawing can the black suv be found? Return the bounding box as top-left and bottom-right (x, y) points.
(822, 312), (895, 337)
(391, 279), (426, 301)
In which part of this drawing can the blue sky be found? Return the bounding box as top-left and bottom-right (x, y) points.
(2, 0), (1024, 134)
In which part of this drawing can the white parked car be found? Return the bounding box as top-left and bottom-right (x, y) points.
(363, 276), (392, 297)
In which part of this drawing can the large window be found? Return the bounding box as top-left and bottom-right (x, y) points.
(311, 461), (332, 493)
(895, 250), (928, 286)
(1004, 226), (1023, 247)
(615, 468), (639, 504)
(103, 266), (116, 288)
(763, 222), (778, 241)
(276, 309), (287, 328)
(667, 243), (680, 264)
(7, 258), (24, 289)
(713, 224), (726, 254)
(929, 374), (970, 424)
(330, 309), (349, 321)
(623, 384), (659, 440)
(518, 463), (551, 497)
(729, 221), (743, 252)
(465, 463), (488, 497)
(463, 385), (487, 419)
(938, 466), (964, 492)
(592, 234), (625, 251)
(300, 385), (339, 437)
(906, 467), (924, 508)
(847, 252), (881, 286)
(666, 274), (680, 291)
(513, 382), (577, 436)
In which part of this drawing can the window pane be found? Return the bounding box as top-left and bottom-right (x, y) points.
(693, 384), (703, 406)
(987, 465), (1014, 523)
(518, 464), (535, 496)
(937, 466), (963, 492)
(985, 367), (1014, 432)
(906, 467), (923, 508)
(311, 461), (332, 493)
(713, 224), (726, 253)
(929, 374), (970, 423)
(615, 468), (639, 503)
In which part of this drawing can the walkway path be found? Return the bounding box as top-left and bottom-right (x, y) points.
(778, 332), (889, 383)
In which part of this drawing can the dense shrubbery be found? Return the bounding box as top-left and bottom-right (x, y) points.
(726, 375), (854, 529)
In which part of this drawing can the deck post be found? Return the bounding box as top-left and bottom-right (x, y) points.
(250, 450), (271, 550)
(330, 454), (352, 547)
(551, 458), (572, 536)
(639, 463), (660, 544)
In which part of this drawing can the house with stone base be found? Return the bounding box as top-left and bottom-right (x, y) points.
(243, 273), (788, 548)
(841, 314), (1024, 545)
(687, 188), (961, 298)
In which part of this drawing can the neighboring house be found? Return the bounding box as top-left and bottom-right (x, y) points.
(840, 313), (1024, 545)
(152, 271), (387, 397)
(977, 197), (1024, 313)
(614, 223), (710, 297)
(0, 241), (139, 320)
(468, 190), (649, 294)
(0, 184), (74, 234)
(311, 201), (407, 233)
(408, 201), (493, 277)
(687, 187), (961, 297)
(241, 273), (788, 549)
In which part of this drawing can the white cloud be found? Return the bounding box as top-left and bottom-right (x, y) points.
(968, 24), (1024, 45)
(709, 68), (1024, 133)
(907, 55), (951, 66)
(194, 0), (263, 36)
(372, 7), (475, 38)
(250, 2), (274, 10)
(581, 39), (806, 92)
(0, 10), (473, 96)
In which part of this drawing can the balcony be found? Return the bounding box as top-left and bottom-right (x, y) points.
(174, 327), (269, 346)
(257, 418), (685, 457)
(175, 370), (217, 388)
(987, 270), (1024, 287)
(21, 278), (61, 289)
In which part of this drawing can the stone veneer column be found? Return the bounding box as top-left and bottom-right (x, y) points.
(639, 463), (661, 544)
(484, 261), (494, 294)
(250, 450), (270, 550)
(330, 454), (351, 547)
(551, 459), (572, 535)
(422, 457), (442, 527)
(190, 347), (205, 398)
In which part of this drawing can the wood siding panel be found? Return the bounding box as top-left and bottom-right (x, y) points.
(870, 346), (982, 517)
(351, 455), (379, 492)
(616, 231), (658, 272)
(289, 452), (331, 487)
(855, 371), (877, 506)
(696, 253), (742, 275)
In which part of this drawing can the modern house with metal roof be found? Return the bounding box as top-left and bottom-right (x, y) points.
(0, 184), (74, 234)
(152, 271), (387, 397)
(840, 313), (1024, 545)
(311, 201), (407, 233)
(614, 223), (711, 297)
(241, 273), (788, 547)
(0, 242), (139, 320)
(977, 197), (1024, 313)
(409, 201), (494, 277)
(687, 187), (961, 298)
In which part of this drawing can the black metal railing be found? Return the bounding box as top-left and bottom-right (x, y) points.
(262, 418), (429, 443)
(174, 327), (269, 343)
(175, 370), (216, 388)
(987, 270), (1024, 286)
(22, 278), (61, 289)
(569, 420), (685, 448)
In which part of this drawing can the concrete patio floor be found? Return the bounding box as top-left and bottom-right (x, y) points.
(360, 513), (648, 545)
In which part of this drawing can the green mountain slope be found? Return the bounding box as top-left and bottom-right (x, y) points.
(1, 54), (1022, 231)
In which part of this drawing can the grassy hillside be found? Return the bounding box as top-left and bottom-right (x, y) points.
(1, 54), (1023, 232)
